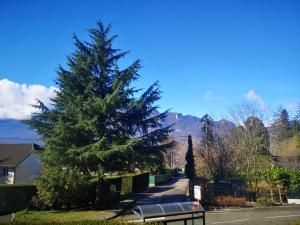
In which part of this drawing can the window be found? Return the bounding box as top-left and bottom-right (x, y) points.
(2, 168), (8, 176)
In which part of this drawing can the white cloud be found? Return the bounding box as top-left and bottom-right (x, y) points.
(218, 96), (225, 101)
(203, 91), (214, 101)
(203, 91), (225, 102)
(245, 90), (267, 110)
(0, 79), (56, 120)
(283, 101), (299, 111)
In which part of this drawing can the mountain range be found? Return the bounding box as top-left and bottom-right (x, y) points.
(0, 113), (235, 167)
(164, 112), (235, 138)
(0, 112), (235, 143)
(0, 119), (40, 144)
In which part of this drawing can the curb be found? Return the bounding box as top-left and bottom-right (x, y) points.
(206, 204), (300, 212)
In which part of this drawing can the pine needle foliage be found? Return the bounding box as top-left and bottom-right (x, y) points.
(25, 21), (173, 208)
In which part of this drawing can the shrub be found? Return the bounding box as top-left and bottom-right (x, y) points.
(213, 196), (246, 207)
(0, 184), (37, 213)
(35, 168), (97, 209)
(163, 168), (177, 175)
(101, 177), (122, 209)
(101, 191), (121, 209)
(290, 220), (300, 225)
(103, 177), (122, 192)
(256, 196), (273, 206)
(277, 167), (300, 197)
(155, 174), (172, 185)
(28, 196), (49, 211)
(121, 176), (133, 194)
(104, 172), (149, 194)
(132, 172), (149, 192)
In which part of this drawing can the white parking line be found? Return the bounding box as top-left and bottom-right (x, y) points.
(128, 220), (142, 223)
(128, 217), (166, 223)
(211, 218), (249, 224)
(266, 214), (300, 219)
(207, 212), (227, 214)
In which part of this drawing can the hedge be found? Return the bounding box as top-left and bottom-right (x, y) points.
(105, 172), (149, 194)
(121, 175), (133, 194)
(103, 177), (122, 193)
(132, 172), (149, 192)
(100, 172), (149, 208)
(149, 173), (172, 186)
(0, 184), (36, 213)
(0, 172), (149, 213)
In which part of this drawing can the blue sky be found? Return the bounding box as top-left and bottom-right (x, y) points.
(0, 0), (299, 120)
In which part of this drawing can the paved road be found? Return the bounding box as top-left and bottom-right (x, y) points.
(138, 175), (189, 204)
(119, 174), (189, 220)
(205, 206), (300, 225)
(120, 175), (300, 225)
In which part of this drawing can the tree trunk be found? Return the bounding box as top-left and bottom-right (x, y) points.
(278, 186), (283, 205)
(270, 184), (274, 202)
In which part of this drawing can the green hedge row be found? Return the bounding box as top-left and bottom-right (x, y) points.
(0, 173), (149, 213)
(104, 172), (149, 194)
(132, 172), (149, 192)
(100, 177), (121, 209)
(0, 184), (36, 213)
(121, 176), (133, 194)
(149, 173), (173, 186)
(97, 172), (148, 208)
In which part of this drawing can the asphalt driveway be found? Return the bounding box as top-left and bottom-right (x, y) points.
(120, 175), (300, 225)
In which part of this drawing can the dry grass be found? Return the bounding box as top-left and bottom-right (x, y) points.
(212, 196), (246, 207)
(273, 134), (300, 156)
(14, 210), (113, 223)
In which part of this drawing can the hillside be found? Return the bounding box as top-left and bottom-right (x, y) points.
(165, 112), (235, 138)
(0, 113), (235, 167)
(0, 119), (40, 144)
(272, 133), (300, 156)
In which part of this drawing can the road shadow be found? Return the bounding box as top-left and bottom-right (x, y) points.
(146, 186), (173, 193)
(143, 194), (188, 204)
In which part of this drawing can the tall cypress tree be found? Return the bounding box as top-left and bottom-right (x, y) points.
(271, 108), (290, 142)
(185, 135), (195, 180)
(199, 114), (232, 181)
(25, 21), (173, 208)
(290, 105), (300, 136)
(244, 116), (270, 155)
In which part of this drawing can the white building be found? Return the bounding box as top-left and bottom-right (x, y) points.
(0, 144), (42, 184)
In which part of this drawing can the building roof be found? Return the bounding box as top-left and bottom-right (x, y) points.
(0, 144), (37, 167)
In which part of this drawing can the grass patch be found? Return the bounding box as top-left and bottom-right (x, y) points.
(290, 220), (300, 225)
(14, 210), (112, 223)
(1, 221), (135, 225)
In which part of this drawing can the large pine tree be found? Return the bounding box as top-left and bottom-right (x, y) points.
(198, 114), (232, 181)
(272, 108), (290, 142)
(244, 116), (270, 155)
(26, 21), (172, 207)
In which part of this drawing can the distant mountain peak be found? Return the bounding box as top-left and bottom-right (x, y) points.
(164, 112), (235, 138)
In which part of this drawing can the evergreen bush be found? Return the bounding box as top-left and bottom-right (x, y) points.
(132, 172), (149, 192)
(121, 176), (133, 194)
(0, 184), (36, 213)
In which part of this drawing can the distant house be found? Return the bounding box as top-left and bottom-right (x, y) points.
(0, 144), (42, 184)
